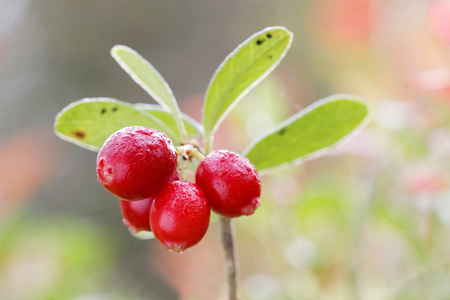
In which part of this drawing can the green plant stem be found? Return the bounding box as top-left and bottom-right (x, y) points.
(179, 159), (187, 180)
(204, 134), (213, 155)
(190, 147), (205, 162)
(220, 216), (240, 300)
(204, 136), (238, 299)
(173, 109), (188, 143)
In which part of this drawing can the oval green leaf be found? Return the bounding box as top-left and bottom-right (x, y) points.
(111, 45), (187, 141)
(54, 98), (179, 151)
(202, 26), (293, 151)
(243, 95), (370, 172)
(135, 103), (203, 139)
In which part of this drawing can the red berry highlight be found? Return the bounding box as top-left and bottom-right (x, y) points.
(195, 150), (261, 218)
(150, 181), (210, 253)
(96, 126), (177, 201)
(120, 197), (154, 233)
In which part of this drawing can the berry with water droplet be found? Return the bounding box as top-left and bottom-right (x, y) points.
(196, 150), (261, 218)
(150, 181), (210, 253)
(96, 126), (177, 201)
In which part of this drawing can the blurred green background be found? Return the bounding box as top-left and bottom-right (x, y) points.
(2, 0), (450, 299)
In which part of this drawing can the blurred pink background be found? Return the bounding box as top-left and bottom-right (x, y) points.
(1, 0), (450, 299)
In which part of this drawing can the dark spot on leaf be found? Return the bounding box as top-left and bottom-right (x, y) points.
(112, 107), (118, 112)
(278, 128), (287, 135)
(268, 55), (273, 59)
(266, 33), (272, 38)
(73, 130), (86, 139)
(256, 39), (263, 46)
(101, 108), (106, 114)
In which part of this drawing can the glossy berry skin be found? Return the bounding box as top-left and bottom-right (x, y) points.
(150, 181), (210, 253)
(196, 150), (261, 218)
(120, 197), (154, 233)
(96, 126), (177, 201)
(119, 170), (180, 233)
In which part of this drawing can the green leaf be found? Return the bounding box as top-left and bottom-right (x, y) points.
(54, 98), (181, 151)
(202, 26), (293, 152)
(111, 45), (187, 141)
(243, 95), (370, 172)
(135, 103), (203, 139)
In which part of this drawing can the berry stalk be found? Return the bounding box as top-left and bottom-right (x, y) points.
(175, 144), (206, 162)
(196, 149), (260, 300)
(220, 216), (240, 300)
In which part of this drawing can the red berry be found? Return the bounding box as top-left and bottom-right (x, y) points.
(96, 126), (177, 201)
(119, 170), (180, 233)
(195, 150), (261, 218)
(150, 181), (210, 253)
(120, 197), (154, 233)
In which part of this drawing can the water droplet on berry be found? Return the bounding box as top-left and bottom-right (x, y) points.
(123, 218), (139, 233)
(164, 241), (187, 253)
(168, 248), (184, 254)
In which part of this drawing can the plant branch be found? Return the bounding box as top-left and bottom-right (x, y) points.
(175, 144), (205, 162)
(204, 134), (214, 155)
(220, 216), (240, 300)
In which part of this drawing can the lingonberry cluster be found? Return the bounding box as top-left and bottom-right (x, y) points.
(96, 125), (261, 252)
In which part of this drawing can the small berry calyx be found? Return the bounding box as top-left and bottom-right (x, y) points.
(195, 150), (261, 218)
(150, 180), (210, 253)
(120, 197), (154, 233)
(96, 126), (177, 201)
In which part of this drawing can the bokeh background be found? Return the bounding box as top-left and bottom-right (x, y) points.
(1, 0), (450, 299)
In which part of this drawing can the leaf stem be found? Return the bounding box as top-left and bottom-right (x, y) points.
(204, 134), (213, 156)
(173, 110), (188, 143)
(220, 216), (240, 300)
